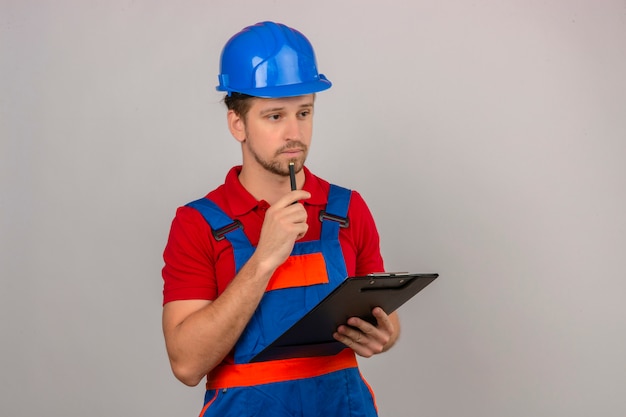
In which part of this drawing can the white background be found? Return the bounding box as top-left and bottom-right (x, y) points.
(2, 1), (625, 416)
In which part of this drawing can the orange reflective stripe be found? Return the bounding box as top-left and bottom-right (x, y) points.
(206, 349), (357, 389)
(266, 252), (328, 291)
(197, 390), (218, 417)
(360, 371), (378, 412)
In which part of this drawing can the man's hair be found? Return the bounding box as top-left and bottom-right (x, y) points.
(223, 92), (256, 119)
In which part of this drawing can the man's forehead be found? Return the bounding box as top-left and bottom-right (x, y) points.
(254, 95), (315, 111)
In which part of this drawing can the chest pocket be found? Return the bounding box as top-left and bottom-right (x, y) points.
(267, 251), (329, 291)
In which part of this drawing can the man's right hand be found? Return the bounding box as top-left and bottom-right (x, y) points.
(254, 190), (311, 271)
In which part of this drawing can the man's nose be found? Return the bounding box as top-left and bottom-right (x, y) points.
(284, 116), (301, 140)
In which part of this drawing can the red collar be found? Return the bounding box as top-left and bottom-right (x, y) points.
(222, 165), (328, 217)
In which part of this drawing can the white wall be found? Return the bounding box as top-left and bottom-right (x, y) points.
(2, 1), (625, 416)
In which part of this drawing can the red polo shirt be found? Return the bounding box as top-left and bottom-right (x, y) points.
(162, 166), (384, 305)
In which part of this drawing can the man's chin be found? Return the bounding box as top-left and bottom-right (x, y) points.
(285, 159), (306, 174)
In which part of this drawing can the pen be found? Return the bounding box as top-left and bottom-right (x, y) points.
(289, 162), (297, 191)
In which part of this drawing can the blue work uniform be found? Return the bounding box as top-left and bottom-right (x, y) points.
(187, 185), (378, 417)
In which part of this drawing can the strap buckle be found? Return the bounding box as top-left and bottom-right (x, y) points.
(212, 220), (243, 241)
(319, 210), (349, 228)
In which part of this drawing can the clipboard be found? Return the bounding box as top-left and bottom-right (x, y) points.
(250, 272), (439, 363)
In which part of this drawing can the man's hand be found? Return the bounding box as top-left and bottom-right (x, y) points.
(254, 189), (311, 271)
(333, 308), (400, 357)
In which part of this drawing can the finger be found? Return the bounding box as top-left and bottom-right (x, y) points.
(336, 324), (363, 342)
(372, 307), (393, 331)
(346, 316), (376, 335)
(276, 190), (311, 208)
(345, 315), (390, 348)
(266, 200), (309, 228)
(333, 330), (358, 348)
(295, 224), (309, 241)
(333, 330), (381, 358)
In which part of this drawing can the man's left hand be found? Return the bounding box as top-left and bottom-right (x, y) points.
(333, 308), (399, 357)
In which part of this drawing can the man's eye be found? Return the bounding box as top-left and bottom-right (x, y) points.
(268, 114), (280, 121)
(299, 111), (310, 117)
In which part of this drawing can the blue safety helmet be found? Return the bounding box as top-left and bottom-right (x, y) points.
(216, 21), (332, 98)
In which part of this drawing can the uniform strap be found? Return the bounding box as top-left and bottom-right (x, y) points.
(320, 184), (352, 241)
(186, 198), (251, 248)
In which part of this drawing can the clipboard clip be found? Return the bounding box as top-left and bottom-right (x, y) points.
(212, 220), (243, 241)
(319, 210), (350, 228)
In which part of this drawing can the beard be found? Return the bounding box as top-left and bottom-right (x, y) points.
(245, 139), (309, 176)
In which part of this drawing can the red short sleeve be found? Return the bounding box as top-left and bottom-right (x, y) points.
(162, 206), (220, 304)
(343, 190), (385, 276)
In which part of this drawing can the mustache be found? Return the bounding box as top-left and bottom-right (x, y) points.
(275, 141), (308, 155)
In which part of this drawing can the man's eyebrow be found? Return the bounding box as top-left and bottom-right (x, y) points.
(258, 103), (314, 116)
(259, 107), (285, 116)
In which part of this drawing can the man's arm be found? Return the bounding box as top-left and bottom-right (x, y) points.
(162, 190), (311, 386)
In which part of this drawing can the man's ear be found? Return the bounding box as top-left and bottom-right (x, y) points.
(227, 110), (246, 143)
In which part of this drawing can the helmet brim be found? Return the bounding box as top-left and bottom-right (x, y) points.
(217, 77), (332, 98)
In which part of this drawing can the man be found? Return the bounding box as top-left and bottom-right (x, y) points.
(162, 21), (400, 417)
